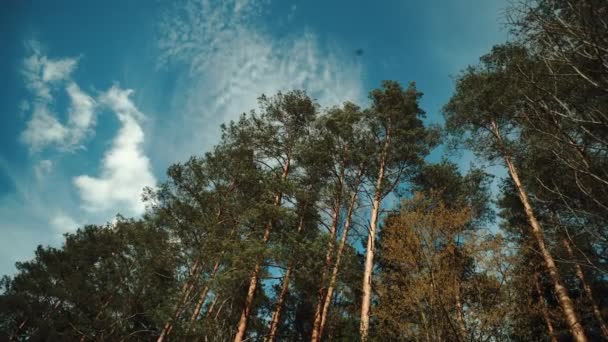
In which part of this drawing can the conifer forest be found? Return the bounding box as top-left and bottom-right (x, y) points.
(2, 0), (608, 341)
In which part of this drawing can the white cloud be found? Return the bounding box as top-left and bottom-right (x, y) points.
(22, 42), (78, 100)
(66, 82), (97, 146)
(74, 85), (156, 216)
(21, 103), (69, 149)
(20, 43), (97, 152)
(42, 58), (78, 83)
(51, 212), (79, 235)
(155, 0), (364, 163)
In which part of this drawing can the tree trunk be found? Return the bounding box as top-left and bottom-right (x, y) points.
(490, 119), (587, 342)
(213, 298), (229, 320)
(360, 144), (388, 341)
(534, 272), (558, 342)
(266, 266), (292, 342)
(189, 260), (221, 322)
(311, 190), (358, 341)
(310, 204), (341, 341)
(266, 216), (305, 342)
(562, 238), (608, 338)
(234, 158), (291, 342)
(206, 296), (219, 316)
(157, 259), (202, 342)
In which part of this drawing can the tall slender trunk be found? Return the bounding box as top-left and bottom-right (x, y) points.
(310, 200), (342, 341)
(360, 139), (389, 341)
(265, 266), (293, 341)
(266, 216), (305, 341)
(490, 119), (587, 342)
(213, 298), (229, 320)
(311, 189), (358, 341)
(189, 260), (221, 322)
(562, 239), (608, 338)
(206, 296), (219, 316)
(234, 157), (291, 342)
(534, 272), (558, 342)
(157, 259), (202, 342)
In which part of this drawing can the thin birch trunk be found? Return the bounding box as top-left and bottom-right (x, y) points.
(234, 158), (291, 342)
(490, 119), (587, 342)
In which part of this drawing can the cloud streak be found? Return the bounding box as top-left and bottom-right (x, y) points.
(154, 0), (364, 163)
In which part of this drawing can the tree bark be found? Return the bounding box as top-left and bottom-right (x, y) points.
(360, 212), (378, 340)
(310, 203), (341, 341)
(157, 259), (202, 342)
(359, 139), (388, 341)
(534, 272), (558, 342)
(311, 189), (358, 341)
(490, 119), (587, 342)
(265, 266), (292, 342)
(234, 158), (291, 342)
(266, 216), (305, 341)
(562, 238), (608, 339)
(189, 260), (221, 322)
(206, 296), (219, 316)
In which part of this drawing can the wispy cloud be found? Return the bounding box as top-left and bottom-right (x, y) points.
(66, 82), (97, 146)
(20, 42), (97, 151)
(0, 156), (82, 275)
(74, 85), (156, 216)
(154, 0), (364, 163)
(22, 41), (78, 100)
(21, 104), (70, 149)
(34, 159), (54, 179)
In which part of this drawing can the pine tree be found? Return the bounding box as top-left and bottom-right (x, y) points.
(358, 81), (435, 340)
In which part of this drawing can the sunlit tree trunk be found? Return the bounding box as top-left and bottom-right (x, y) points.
(311, 189), (358, 341)
(234, 158), (291, 342)
(490, 119), (587, 342)
(310, 197), (342, 341)
(206, 295), (218, 316)
(360, 137), (389, 341)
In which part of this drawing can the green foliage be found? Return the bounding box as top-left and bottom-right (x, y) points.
(2, 2), (608, 339)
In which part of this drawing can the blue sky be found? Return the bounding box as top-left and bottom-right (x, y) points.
(0, 0), (508, 276)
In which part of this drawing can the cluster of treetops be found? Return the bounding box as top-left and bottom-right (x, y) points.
(2, 0), (607, 341)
